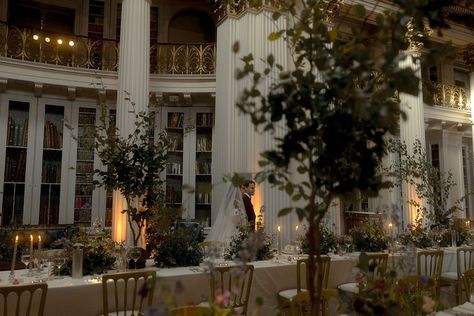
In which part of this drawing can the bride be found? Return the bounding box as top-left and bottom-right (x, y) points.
(205, 184), (247, 243)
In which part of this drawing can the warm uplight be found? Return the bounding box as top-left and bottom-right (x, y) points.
(33, 34), (39, 40)
(388, 222), (393, 228)
(277, 225), (281, 232)
(68, 40), (75, 47)
(44, 37), (50, 43)
(57, 39), (63, 45)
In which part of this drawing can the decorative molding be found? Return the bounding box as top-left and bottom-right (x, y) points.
(0, 78), (7, 93)
(212, 0), (284, 25)
(321, 0), (344, 23)
(34, 83), (43, 97)
(67, 87), (76, 101)
(463, 43), (474, 72)
(405, 19), (430, 53)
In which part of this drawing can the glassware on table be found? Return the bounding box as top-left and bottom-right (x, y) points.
(127, 247), (141, 270)
(20, 251), (31, 276)
(52, 252), (66, 278)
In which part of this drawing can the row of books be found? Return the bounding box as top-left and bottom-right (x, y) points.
(77, 149), (94, 161)
(196, 192), (211, 204)
(78, 111), (96, 125)
(167, 162), (183, 175)
(75, 196), (92, 209)
(75, 183), (93, 196)
(168, 134), (183, 151)
(41, 162), (62, 183)
(7, 117), (28, 147)
(4, 151), (27, 182)
(196, 159), (212, 175)
(167, 112), (184, 129)
(76, 161), (94, 174)
(166, 185), (182, 204)
(43, 121), (63, 149)
(196, 135), (212, 152)
(196, 113), (213, 127)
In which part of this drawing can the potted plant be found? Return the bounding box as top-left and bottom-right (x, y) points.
(90, 102), (169, 249)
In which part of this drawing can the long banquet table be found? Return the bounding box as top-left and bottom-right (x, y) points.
(0, 248), (459, 316)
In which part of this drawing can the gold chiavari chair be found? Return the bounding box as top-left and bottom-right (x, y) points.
(462, 268), (474, 302)
(441, 246), (474, 304)
(0, 283), (48, 316)
(417, 249), (444, 300)
(102, 270), (156, 316)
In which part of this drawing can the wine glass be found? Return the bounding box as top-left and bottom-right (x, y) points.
(53, 252), (66, 278)
(21, 250), (31, 276)
(127, 247), (141, 270)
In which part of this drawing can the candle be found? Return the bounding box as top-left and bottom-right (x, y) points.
(38, 235), (42, 251)
(10, 235), (19, 275)
(30, 234), (34, 256)
(388, 222), (393, 239)
(277, 225), (282, 255)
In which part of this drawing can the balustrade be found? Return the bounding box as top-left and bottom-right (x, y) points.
(0, 22), (215, 75)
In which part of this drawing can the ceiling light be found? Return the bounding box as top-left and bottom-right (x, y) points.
(45, 37), (50, 43)
(68, 40), (75, 47)
(57, 39), (63, 45)
(33, 34), (39, 40)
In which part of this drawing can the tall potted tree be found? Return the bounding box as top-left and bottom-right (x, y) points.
(91, 102), (169, 248)
(234, 1), (455, 314)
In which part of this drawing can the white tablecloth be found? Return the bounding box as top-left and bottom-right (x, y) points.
(0, 249), (457, 316)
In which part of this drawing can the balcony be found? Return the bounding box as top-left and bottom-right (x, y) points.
(0, 22), (215, 75)
(424, 80), (471, 111)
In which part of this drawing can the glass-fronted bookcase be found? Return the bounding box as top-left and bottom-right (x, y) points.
(162, 107), (214, 225)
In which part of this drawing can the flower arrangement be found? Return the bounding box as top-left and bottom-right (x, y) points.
(224, 226), (273, 262)
(347, 253), (438, 315)
(300, 225), (339, 255)
(153, 224), (203, 267)
(351, 221), (388, 252)
(56, 230), (118, 276)
(399, 225), (434, 249)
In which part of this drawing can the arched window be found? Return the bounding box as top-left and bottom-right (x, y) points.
(168, 9), (215, 43)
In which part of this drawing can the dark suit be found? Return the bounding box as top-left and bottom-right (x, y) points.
(242, 193), (256, 231)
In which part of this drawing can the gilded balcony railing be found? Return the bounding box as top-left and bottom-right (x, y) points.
(430, 81), (471, 111)
(0, 22), (216, 75)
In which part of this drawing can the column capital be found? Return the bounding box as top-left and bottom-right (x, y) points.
(463, 43), (474, 72)
(212, 0), (344, 25)
(405, 19), (431, 53)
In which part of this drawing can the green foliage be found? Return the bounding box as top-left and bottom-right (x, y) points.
(90, 101), (169, 246)
(233, 0), (454, 313)
(59, 231), (118, 276)
(224, 226), (273, 261)
(0, 228), (14, 263)
(386, 139), (463, 228)
(351, 222), (389, 252)
(399, 225), (434, 249)
(153, 225), (203, 267)
(300, 225), (339, 255)
(349, 253), (438, 315)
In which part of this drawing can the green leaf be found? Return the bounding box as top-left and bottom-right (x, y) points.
(285, 183), (294, 195)
(232, 41), (240, 53)
(278, 207), (293, 217)
(267, 54), (275, 66)
(268, 31), (281, 41)
(272, 11), (281, 20)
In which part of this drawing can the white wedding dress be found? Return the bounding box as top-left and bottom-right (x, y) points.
(205, 185), (247, 243)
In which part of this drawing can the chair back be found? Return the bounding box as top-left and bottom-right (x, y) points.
(398, 275), (437, 299)
(462, 268), (474, 302)
(290, 291), (310, 316)
(296, 256), (331, 293)
(0, 283), (48, 316)
(457, 247), (474, 278)
(102, 270), (156, 315)
(364, 253), (389, 278)
(210, 265), (254, 315)
(170, 306), (213, 316)
(417, 250), (444, 280)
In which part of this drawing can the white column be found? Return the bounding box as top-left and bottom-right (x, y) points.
(441, 130), (464, 217)
(112, 0), (150, 246)
(399, 52), (426, 227)
(214, 10), (293, 245)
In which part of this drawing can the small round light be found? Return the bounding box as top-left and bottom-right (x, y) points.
(44, 37), (50, 43)
(57, 39), (63, 45)
(32, 34), (39, 40)
(68, 40), (75, 47)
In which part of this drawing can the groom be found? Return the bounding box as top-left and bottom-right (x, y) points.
(241, 180), (256, 231)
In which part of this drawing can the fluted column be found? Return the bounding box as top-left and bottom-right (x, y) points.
(112, 0), (150, 246)
(466, 44), (474, 219)
(399, 50), (426, 228)
(213, 4), (293, 244)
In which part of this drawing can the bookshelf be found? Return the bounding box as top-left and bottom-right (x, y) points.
(88, 0), (105, 39)
(165, 111), (185, 210)
(195, 112), (213, 226)
(2, 101), (29, 226)
(39, 105), (64, 225)
(74, 107), (96, 225)
(161, 108), (214, 224)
